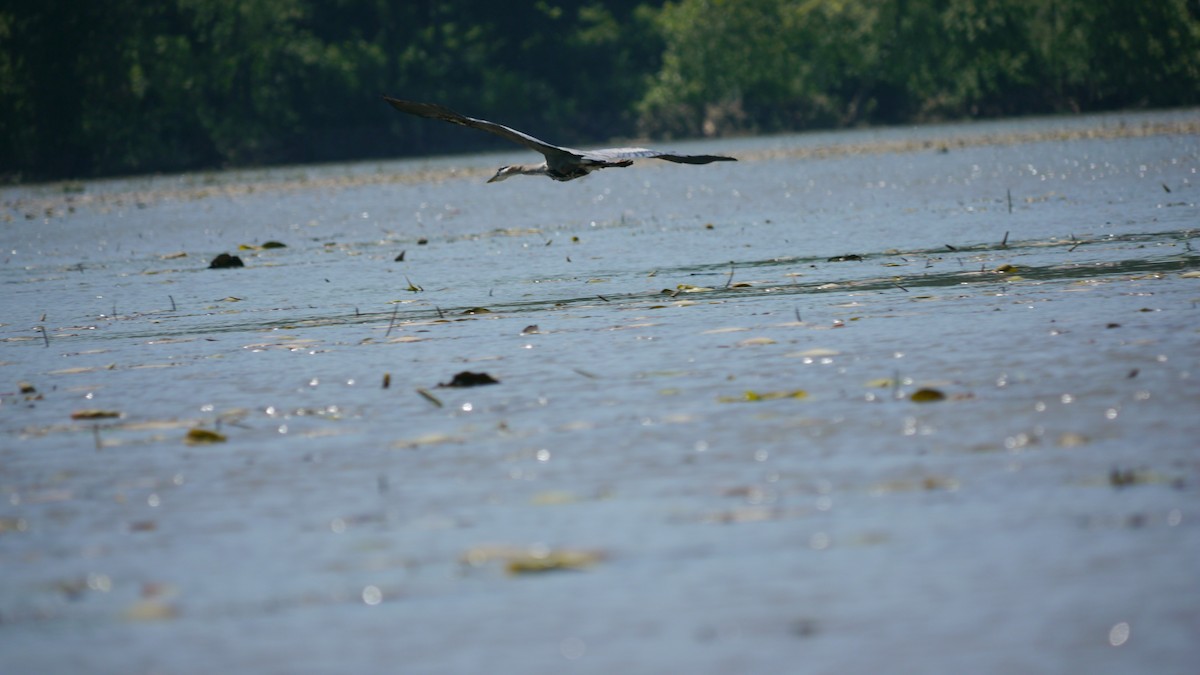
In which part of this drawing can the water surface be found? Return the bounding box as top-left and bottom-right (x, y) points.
(2, 109), (1199, 674)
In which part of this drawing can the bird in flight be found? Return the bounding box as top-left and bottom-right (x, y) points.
(384, 96), (736, 183)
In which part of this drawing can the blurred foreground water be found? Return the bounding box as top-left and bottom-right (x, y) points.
(2, 109), (1199, 674)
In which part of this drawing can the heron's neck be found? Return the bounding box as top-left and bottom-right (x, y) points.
(513, 163), (549, 176)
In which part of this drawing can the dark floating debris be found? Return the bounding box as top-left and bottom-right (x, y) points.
(185, 428), (227, 444)
(261, 241), (287, 249)
(910, 388), (946, 403)
(1109, 467), (1154, 488)
(521, 325), (540, 335)
(417, 237), (429, 245)
(394, 250), (406, 262)
(209, 253), (245, 269)
(440, 371), (500, 388)
(71, 409), (122, 420)
(827, 254), (862, 262)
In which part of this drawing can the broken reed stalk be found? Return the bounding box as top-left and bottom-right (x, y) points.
(385, 305), (399, 337)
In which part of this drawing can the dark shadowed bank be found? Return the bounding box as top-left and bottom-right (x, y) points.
(2, 0), (1198, 182)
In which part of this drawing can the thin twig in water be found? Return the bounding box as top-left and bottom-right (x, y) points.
(385, 305), (399, 337)
(596, 294), (609, 302)
(435, 306), (445, 319)
(893, 280), (910, 292)
(1007, 189), (1013, 214)
(416, 388), (443, 408)
(724, 261), (735, 289)
(39, 326), (49, 347)
(169, 295), (176, 311)
(1001, 231), (1009, 248)
(93, 425), (102, 451)
(794, 306), (802, 323)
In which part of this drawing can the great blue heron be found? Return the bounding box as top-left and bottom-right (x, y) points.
(383, 96), (736, 183)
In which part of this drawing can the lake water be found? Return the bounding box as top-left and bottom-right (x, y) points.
(2, 109), (1199, 674)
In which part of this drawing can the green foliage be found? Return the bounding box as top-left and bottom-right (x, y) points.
(640, 0), (1200, 135)
(1, 0), (1197, 181)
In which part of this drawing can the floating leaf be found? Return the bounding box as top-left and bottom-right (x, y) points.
(1057, 432), (1089, 448)
(993, 263), (1018, 273)
(720, 389), (808, 403)
(123, 599), (178, 622)
(261, 241), (287, 249)
(185, 428), (227, 444)
(460, 307), (491, 315)
(506, 549), (603, 574)
(393, 432), (464, 450)
(910, 388), (946, 402)
(0, 517), (29, 533)
(827, 254), (863, 262)
(71, 409), (121, 420)
(530, 491), (580, 506)
(736, 337), (776, 347)
(790, 348), (840, 358)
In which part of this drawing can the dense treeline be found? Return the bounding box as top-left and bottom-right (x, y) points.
(2, 0), (1197, 182)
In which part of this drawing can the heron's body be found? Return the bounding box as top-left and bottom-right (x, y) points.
(383, 96), (735, 183)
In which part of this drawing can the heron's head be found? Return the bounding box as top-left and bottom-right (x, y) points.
(487, 166), (518, 183)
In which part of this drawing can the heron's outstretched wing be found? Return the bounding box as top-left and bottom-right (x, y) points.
(384, 96), (576, 162)
(580, 147), (737, 165)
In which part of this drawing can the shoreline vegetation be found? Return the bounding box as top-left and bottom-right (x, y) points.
(2, 0), (1198, 183)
